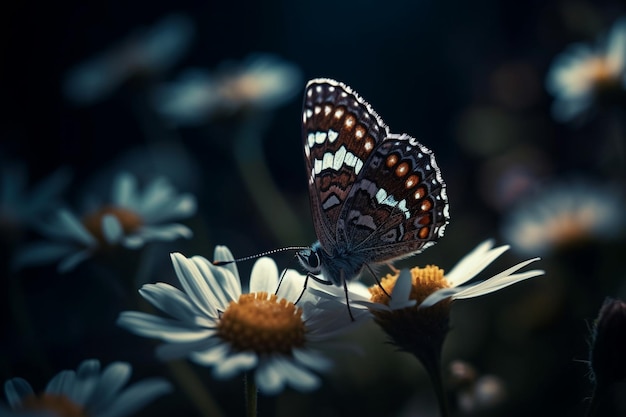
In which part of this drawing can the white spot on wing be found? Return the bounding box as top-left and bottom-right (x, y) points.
(328, 129), (339, 143)
(322, 152), (334, 170)
(315, 131), (327, 144)
(355, 159), (363, 174)
(314, 159), (322, 175)
(333, 146), (346, 170)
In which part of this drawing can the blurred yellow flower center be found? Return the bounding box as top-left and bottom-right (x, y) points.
(370, 265), (450, 305)
(81, 205), (143, 245)
(218, 292), (305, 354)
(20, 393), (86, 417)
(546, 209), (593, 247)
(219, 74), (264, 102)
(585, 56), (620, 90)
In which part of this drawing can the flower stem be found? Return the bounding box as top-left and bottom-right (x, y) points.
(244, 372), (258, 417)
(420, 349), (450, 417)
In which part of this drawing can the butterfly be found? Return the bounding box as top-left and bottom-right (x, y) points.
(295, 78), (450, 305)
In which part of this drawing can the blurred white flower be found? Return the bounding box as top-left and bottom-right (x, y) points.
(502, 180), (625, 256)
(117, 246), (368, 395)
(15, 172), (196, 273)
(63, 13), (194, 105)
(153, 53), (302, 124)
(546, 17), (626, 122)
(1, 359), (171, 417)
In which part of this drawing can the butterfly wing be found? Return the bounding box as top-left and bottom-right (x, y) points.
(302, 78), (390, 251)
(340, 132), (450, 262)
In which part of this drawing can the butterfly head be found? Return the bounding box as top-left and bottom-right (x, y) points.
(296, 242), (322, 276)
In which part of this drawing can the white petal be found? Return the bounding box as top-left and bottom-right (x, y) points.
(45, 370), (76, 396)
(255, 359), (285, 395)
(213, 352), (257, 379)
(141, 194), (197, 223)
(389, 269), (414, 310)
(292, 348), (332, 372)
(213, 245), (241, 286)
(453, 269), (545, 300)
(112, 172), (138, 208)
(249, 257), (278, 293)
(125, 224), (193, 244)
(96, 378), (172, 417)
(139, 283), (202, 322)
(117, 311), (213, 342)
(189, 343), (230, 366)
(56, 209), (97, 246)
(421, 258), (544, 308)
(70, 359), (101, 405)
(12, 242), (79, 270)
(137, 177), (175, 213)
(445, 240), (509, 287)
(86, 362), (132, 413)
(58, 248), (94, 273)
(275, 269), (306, 302)
(102, 214), (123, 245)
(190, 255), (240, 305)
(272, 356), (320, 392)
(4, 378), (34, 408)
(170, 253), (222, 317)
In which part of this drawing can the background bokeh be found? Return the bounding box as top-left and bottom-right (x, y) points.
(2, 0), (626, 416)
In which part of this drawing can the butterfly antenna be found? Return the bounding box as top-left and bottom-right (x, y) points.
(213, 246), (310, 266)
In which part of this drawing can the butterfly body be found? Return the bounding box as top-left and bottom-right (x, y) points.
(297, 78), (449, 287)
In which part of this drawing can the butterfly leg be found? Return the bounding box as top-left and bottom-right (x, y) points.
(294, 272), (333, 305)
(342, 276), (355, 322)
(275, 267), (289, 295)
(365, 263), (391, 299)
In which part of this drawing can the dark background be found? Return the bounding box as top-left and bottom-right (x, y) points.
(2, 0), (626, 416)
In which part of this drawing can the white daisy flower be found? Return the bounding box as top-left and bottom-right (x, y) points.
(15, 172), (196, 273)
(153, 53), (302, 124)
(1, 359), (171, 417)
(502, 180), (625, 257)
(353, 240), (543, 417)
(546, 17), (626, 122)
(0, 162), (70, 242)
(63, 13), (195, 105)
(117, 246), (368, 395)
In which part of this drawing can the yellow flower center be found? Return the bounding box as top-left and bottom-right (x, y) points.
(370, 265), (450, 306)
(19, 393), (86, 417)
(81, 205), (143, 246)
(219, 74), (265, 103)
(369, 266), (453, 359)
(585, 56), (621, 93)
(217, 292), (306, 354)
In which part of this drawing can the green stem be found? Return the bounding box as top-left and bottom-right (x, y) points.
(244, 372), (258, 417)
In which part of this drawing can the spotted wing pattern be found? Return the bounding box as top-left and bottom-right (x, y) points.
(301, 78), (449, 265)
(340, 134), (448, 261)
(302, 79), (390, 251)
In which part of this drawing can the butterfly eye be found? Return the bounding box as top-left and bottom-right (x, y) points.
(296, 249), (322, 274)
(308, 251), (321, 270)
